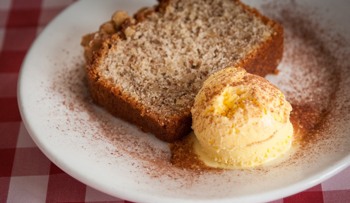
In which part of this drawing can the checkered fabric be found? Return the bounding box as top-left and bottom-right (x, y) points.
(0, 0), (349, 202)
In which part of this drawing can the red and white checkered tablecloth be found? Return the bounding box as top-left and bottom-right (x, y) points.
(1, 0), (350, 202)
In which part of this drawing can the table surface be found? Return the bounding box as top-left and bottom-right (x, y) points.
(1, 0), (350, 202)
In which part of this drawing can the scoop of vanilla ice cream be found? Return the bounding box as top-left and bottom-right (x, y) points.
(191, 67), (293, 169)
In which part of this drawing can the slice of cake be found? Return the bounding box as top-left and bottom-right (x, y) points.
(81, 0), (284, 142)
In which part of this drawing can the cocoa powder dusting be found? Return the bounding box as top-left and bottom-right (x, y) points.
(170, 135), (220, 171)
(262, 1), (345, 149)
(261, 1), (349, 167)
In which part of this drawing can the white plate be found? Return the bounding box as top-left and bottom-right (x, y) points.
(18, 0), (350, 203)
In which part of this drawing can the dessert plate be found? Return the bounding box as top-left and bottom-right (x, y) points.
(18, 0), (350, 202)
